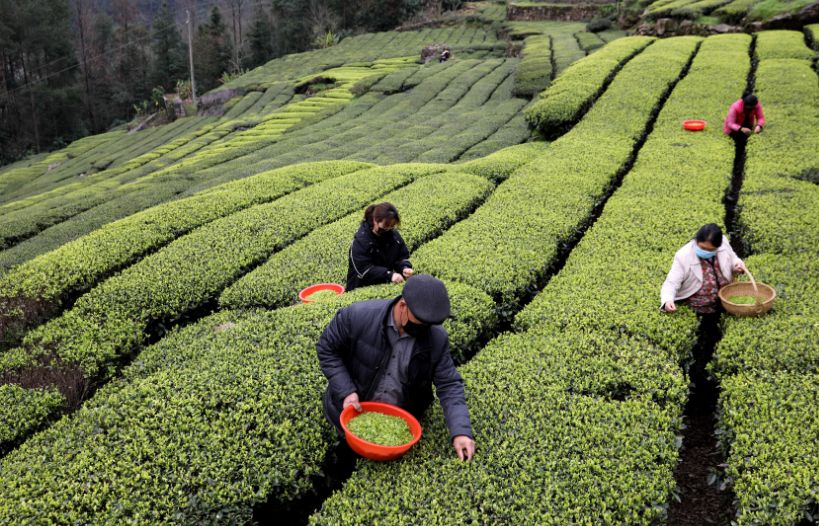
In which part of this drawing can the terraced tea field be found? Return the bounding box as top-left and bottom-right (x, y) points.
(0, 17), (816, 526)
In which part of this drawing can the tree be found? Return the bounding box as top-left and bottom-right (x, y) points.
(245, 3), (275, 69)
(194, 6), (233, 92)
(150, 1), (186, 92)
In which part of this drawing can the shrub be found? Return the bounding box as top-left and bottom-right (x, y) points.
(0, 281), (495, 524)
(717, 372), (819, 526)
(0, 161), (372, 347)
(525, 36), (655, 136)
(220, 172), (494, 329)
(512, 35), (553, 97)
(0, 164), (444, 447)
(755, 30), (815, 61)
(416, 37), (700, 310)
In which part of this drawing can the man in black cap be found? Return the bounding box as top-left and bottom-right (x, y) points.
(317, 274), (476, 461)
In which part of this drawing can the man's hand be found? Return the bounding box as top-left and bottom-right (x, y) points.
(343, 392), (362, 412)
(740, 127), (752, 136)
(733, 261), (747, 274)
(663, 301), (677, 313)
(754, 125), (762, 134)
(402, 268), (414, 279)
(390, 272), (405, 284)
(453, 435), (475, 461)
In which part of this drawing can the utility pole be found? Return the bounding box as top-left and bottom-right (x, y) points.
(186, 9), (197, 108)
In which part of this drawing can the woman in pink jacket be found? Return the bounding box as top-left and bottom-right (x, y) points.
(723, 94), (764, 140)
(661, 224), (747, 314)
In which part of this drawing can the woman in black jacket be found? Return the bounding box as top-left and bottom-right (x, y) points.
(346, 202), (413, 291)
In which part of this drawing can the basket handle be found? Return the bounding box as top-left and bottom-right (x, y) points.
(744, 267), (763, 312)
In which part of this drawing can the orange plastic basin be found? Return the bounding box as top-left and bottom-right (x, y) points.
(298, 282), (345, 303)
(340, 402), (423, 461)
(683, 119), (706, 131)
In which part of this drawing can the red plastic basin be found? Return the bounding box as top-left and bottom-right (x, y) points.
(298, 282), (345, 303)
(340, 402), (423, 461)
(683, 119), (706, 131)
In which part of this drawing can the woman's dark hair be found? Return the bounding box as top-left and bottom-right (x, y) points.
(742, 94), (758, 108)
(695, 223), (723, 247)
(364, 202), (400, 226)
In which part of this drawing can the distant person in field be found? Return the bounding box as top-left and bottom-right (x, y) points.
(317, 274), (476, 461)
(440, 49), (451, 63)
(724, 94), (764, 141)
(346, 202), (413, 291)
(661, 223), (747, 315)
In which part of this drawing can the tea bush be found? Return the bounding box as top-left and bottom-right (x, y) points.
(512, 35), (553, 97)
(311, 330), (684, 525)
(713, 43), (819, 524)
(220, 172), (493, 324)
(574, 31), (605, 52)
(516, 34), (749, 353)
(0, 281), (495, 524)
(0, 164), (444, 447)
(525, 36), (655, 135)
(0, 161), (372, 345)
(755, 30), (815, 60)
(718, 372), (819, 525)
(414, 37), (700, 309)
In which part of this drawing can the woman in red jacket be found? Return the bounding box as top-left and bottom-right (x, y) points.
(723, 94), (765, 141)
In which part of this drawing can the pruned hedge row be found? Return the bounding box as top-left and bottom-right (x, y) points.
(0, 161), (371, 348)
(311, 330), (685, 525)
(0, 130), (125, 204)
(0, 61), (407, 255)
(457, 141), (549, 182)
(0, 164), (445, 448)
(807, 23), (819, 50)
(755, 30), (815, 61)
(525, 36), (655, 135)
(220, 171), (493, 317)
(311, 34), (753, 525)
(512, 35), (553, 97)
(413, 37), (701, 310)
(0, 281), (496, 524)
(574, 30), (605, 53)
(516, 34), (746, 352)
(717, 372), (819, 526)
(0, 385), (63, 449)
(713, 40), (819, 525)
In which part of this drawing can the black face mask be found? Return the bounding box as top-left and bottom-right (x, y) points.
(403, 320), (429, 337)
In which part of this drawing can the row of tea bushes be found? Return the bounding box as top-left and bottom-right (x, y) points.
(713, 41), (819, 525)
(220, 172), (494, 330)
(807, 23), (819, 49)
(512, 35), (553, 97)
(755, 29), (815, 60)
(176, 60), (494, 192)
(0, 117), (216, 216)
(457, 113), (531, 161)
(574, 30), (605, 53)
(0, 164), (444, 449)
(0, 60), (406, 255)
(525, 36), (655, 135)
(457, 142), (549, 182)
(516, 33), (747, 352)
(0, 161), (372, 347)
(0, 130), (125, 204)
(311, 34), (751, 524)
(312, 326), (686, 525)
(0, 282), (496, 524)
(221, 25), (501, 92)
(0, 384), (63, 449)
(413, 37), (701, 310)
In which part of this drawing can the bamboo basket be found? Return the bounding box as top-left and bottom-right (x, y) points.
(719, 268), (776, 316)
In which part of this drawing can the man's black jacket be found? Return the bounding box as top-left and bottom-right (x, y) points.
(317, 297), (473, 441)
(346, 221), (412, 291)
